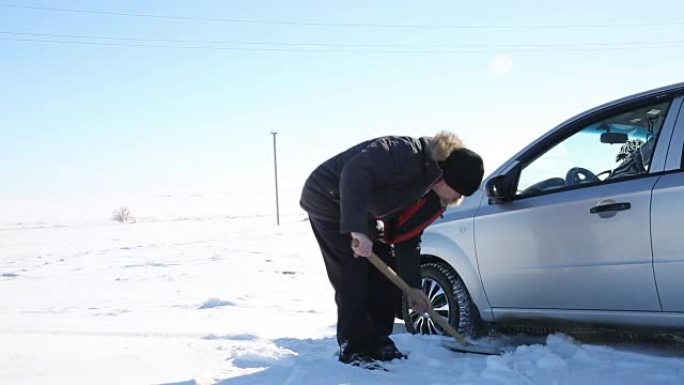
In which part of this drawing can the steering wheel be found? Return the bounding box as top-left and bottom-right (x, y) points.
(595, 169), (612, 181)
(565, 167), (599, 186)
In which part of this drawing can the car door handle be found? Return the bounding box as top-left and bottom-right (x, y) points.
(589, 202), (631, 214)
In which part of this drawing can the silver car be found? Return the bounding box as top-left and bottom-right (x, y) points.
(404, 82), (684, 337)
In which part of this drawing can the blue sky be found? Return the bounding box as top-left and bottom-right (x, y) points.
(1, 0), (683, 203)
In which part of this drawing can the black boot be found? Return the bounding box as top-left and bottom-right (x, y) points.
(372, 337), (407, 361)
(338, 341), (375, 365)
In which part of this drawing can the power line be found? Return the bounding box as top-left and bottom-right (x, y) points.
(1, 3), (684, 30)
(3, 36), (684, 54)
(3, 31), (684, 49)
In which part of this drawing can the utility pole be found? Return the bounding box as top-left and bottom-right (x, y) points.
(270, 131), (280, 226)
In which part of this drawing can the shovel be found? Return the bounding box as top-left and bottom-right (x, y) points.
(362, 247), (503, 355)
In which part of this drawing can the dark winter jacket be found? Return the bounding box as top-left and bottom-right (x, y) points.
(300, 135), (455, 235)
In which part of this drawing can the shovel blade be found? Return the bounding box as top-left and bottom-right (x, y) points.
(441, 339), (504, 355)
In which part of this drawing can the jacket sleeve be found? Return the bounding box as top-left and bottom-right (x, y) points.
(338, 138), (406, 234)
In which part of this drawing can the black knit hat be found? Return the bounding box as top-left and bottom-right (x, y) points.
(438, 148), (484, 196)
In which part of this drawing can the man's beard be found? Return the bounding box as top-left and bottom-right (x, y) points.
(440, 197), (463, 208)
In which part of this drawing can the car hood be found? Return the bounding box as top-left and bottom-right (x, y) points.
(433, 188), (484, 225)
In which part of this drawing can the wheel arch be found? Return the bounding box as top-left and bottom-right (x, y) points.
(420, 232), (494, 322)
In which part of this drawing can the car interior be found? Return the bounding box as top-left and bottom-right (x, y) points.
(518, 101), (671, 197)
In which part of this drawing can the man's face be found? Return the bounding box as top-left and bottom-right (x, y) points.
(433, 180), (463, 207)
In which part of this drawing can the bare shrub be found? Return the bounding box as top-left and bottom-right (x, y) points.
(111, 207), (135, 223)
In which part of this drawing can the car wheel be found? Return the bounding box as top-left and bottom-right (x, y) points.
(402, 261), (478, 337)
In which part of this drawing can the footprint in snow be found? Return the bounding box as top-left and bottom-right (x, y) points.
(202, 333), (257, 341)
(199, 298), (235, 309)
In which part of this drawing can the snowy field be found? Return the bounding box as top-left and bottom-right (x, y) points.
(1, 193), (683, 385)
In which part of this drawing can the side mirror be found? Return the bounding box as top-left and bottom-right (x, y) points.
(485, 162), (521, 203)
(485, 176), (508, 202)
(601, 132), (628, 144)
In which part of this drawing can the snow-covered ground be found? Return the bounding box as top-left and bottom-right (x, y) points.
(1, 194), (683, 385)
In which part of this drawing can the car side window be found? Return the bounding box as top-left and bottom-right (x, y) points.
(517, 100), (672, 197)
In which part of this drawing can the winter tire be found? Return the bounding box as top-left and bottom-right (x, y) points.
(402, 261), (478, 337)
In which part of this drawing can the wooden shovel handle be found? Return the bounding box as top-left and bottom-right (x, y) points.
(364, 250), (469, 346)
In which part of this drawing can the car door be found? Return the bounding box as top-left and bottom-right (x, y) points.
(474, 95), (682, 311)
(651, 99), (684, 312)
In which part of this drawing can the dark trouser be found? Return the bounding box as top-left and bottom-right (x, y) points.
(308, 216), (400, 352)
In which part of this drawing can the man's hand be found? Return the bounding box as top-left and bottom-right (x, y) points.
(350, 232), (372, 258)
(407, 288), (432, 313)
